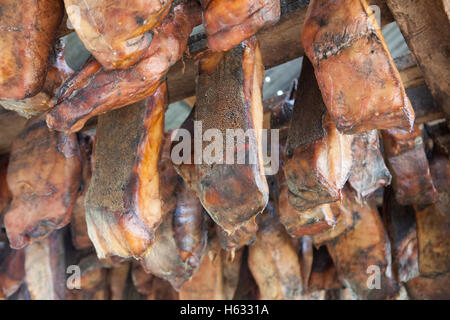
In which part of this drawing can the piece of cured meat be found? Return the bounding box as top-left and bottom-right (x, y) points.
(86, 84), (167, 259)
(64, 0), (172, 69)
(46, 0), (201, 133)
(0, 0), (64, 100)
(302, 0), (415, 133)
(200, 0), (280, 52)
(4, 115), (81, 249)
(381, 125), (439, 206)
(194, 37), (269, 235)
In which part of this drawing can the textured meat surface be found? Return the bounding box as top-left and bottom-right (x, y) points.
(0, 38), (76, 118)
(179, 238), (242, 300)
(108, 262), (130, 300)
(4, 115), (81, 249)
(248, 204), (303, 300)
(413, 152), (450, 277)
(141, 180), (208, 290)
(70, 133), (94, 250)
(326, 189), (400, 300)
(47, 1), (201, 133)
(201, 0), (280, 51)
(64, 0), (172, 69)
(382, 125), (438, 206)
(0, 0), (63, 100)
(195, 37), (268, 234)
(302, 0), (414, 133)
(284, 58), (353, 211)
(348, 130), (391, 198)
(25, 230), (66, 300)
(86, 84), (167, 259)
(216, 218), (258, 251)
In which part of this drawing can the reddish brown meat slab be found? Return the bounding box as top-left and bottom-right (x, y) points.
(382, 125), (439, 206)
(86, 84), (167, 259)
(326, 190), (400, 300)
(0, 0), (64, 100)
(201, 0), (280, 52)
(4, 115), (81, 249)
(302, 0), (415, 133)
(284, 58), (353, 212)
(0, 37), (76, 118)
(179, 238), (243, 300)
(413, 151), (450, 278)
(64, 0), (172, 69)
(194, 37), (269, 235)
(248, 204), (303, 300)
(47, 1), (201, 133)
(108, 262), (131, 300)
(141, 179), (208, 290)
(348, 130), (391, 198)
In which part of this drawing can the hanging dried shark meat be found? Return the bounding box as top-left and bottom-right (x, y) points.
(216, 218), (258, 252)
(302, 0), (415, 134)
(64, 0), (172, 69)
(4, 115), (81, 249)
(70, 133), (94, 250)
(348, 130), (391, 198)
(0, 155), (11, 220)
(47, 0), (201, 133)
(284, 58), (353, 212)
(0, 0), (63, 100)
(0, 247), (25, 299)
(381, 125), (439, 206)
(178, 238), (243, 300)
(25, 230), (66, 300)
(383, 187), (419, 283)
(326, 189), (400, 300)
(131, 261), (153, 296)
(248, 204), (303, 300)
(195, 37), (269, 235)
(147, 277), (179, 300)
(0, 38), (76, 118)
(200, 0), (280, 51)
(108, 262), (131, 300)
(141, 180), (208, 290)
(86, 84), (167, 259)
(413, 151), (450, 278)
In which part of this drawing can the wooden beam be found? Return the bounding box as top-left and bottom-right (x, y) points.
(387, 0), (450, 119)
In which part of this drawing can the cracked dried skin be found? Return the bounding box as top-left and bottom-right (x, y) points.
(326, 190), (400, 300)
(413, 152), (450, 278)
(179, 238), (243, 300)
(0, 0), (63, 100)
(64, 0), (172, 70)
(0, 37), (76, 118)
(0, 247), (25, 299)
(284, 58), (353, 211)
(348, 130), (391, 198)
(4, 115), (81, 250)
(195, 37), (269, 235)
(248, 204), (303, 300)
(382, 125), (439, 206)
(302, 0), (414, 134)
(47, 1), (201, 134)
(201, 0), (280, 52)
(25, 230), (66, 300)
(70, 134), (94, 250)
(216, 217), (258, 251)
(85, 84), (167, 260)
(141, 181), (208, 290)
